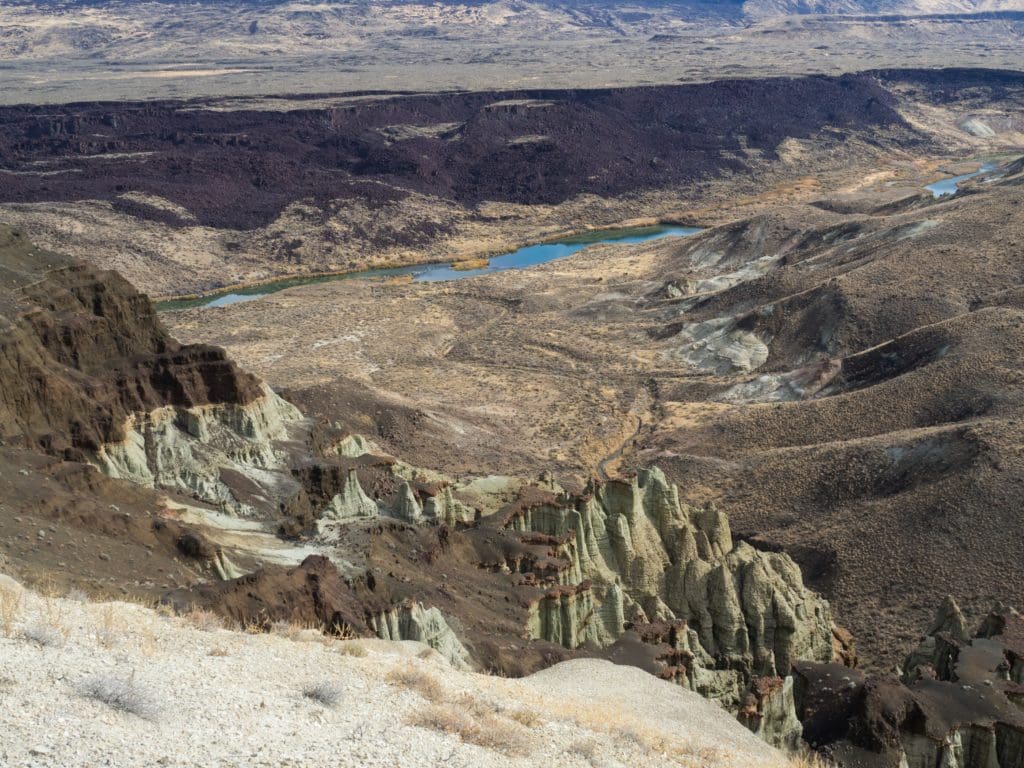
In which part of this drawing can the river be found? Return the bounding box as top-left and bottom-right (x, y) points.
(157, 224), (702, 311)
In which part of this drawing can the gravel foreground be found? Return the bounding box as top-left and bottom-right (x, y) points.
(0, 574), (787, 768)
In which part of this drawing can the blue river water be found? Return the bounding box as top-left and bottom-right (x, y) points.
(159, 224), (702, 311)
(925, 163), (996, 197)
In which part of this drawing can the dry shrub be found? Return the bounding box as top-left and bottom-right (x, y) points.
(385, 666), (445, 703)
(0, 583), (23, 637)
(336, 641), (368, 658)
(569, 739), (599, 761)
(408, 703), (530, 757)
(22, 621), (65, 648)
(242, 618), (266, 635)
(509, 707), (541, 727)
(66, 588), (91, 603)
(302, 680), (344, 707)
(452, 691), (502, 719)
(183, 608), (223, 632)
(81, 671), (163, 721)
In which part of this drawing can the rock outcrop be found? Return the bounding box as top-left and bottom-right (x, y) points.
(0, 226), (306, 516)
(94, 384), (303, 515)
(370, 600), (474, 671)
(174, 555), (377, 636)
(795, 598), (1024, 767)
(739, 676), (804, 751)
(501, 469), (834, 695)
(317, 468), (380, 525)
(0, 227), (265, 451)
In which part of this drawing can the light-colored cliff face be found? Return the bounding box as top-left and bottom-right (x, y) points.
(92, 384), (304, 515)
(526, 584), (621, 650)
(370, 601), (474, 671)
(316, 468), (380, 540)
(509, 466), (834, 741)
(516, 468), (833, 673)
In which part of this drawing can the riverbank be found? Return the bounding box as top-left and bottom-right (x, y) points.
(155, 224), (702, 312)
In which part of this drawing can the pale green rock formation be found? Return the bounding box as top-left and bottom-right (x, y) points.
(900, 726), (1016, 768)
(596, 582), (626, 642)
(371, 602), (473, 671)
(390, 480), (423, 523)
(96, 426), (153, 486)
(901, 595), (971, 683)
(738, 677), (803, 751)
(333, 433), (377, 458)
(526, 585), (618, 649)
(93, 385), (303, 515)
(512, 466), (834, 710)
(316, 468), (378, 539)
(423, 485), (476, 526)
(214, 550), (246, 581)
(662, 315), (772, 375)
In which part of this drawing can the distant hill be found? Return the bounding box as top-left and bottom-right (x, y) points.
(5, 0), (1023, 17)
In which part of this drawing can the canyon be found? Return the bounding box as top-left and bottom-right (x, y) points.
(1, 6), (1024, 760)
(4, 214), (1024, 765)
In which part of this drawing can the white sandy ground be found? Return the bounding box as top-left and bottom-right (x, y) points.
(0, 574), (789, 768)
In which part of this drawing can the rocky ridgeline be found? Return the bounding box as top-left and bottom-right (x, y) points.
(0, 226), (305, 519)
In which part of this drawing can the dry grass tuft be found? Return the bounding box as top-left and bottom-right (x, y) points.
(22, 621), (65, 648)
(385, 666), (446, 703)
(183, 608), (224, 632)
(81, 671), (163, 721)
(336, 641), (368, 658)
(408, 703), (530, 757)
(302, 680), (344, 707)
(0, 583), (23, 638)
(562, 700), (736, 767)
(94, 604), (121, 648)
(271, 619), (304, 639)
(788, 751), (831, 768)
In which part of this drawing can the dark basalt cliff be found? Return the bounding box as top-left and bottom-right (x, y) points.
(0, 226), (263, 454)
(0, 74), (909, 230)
